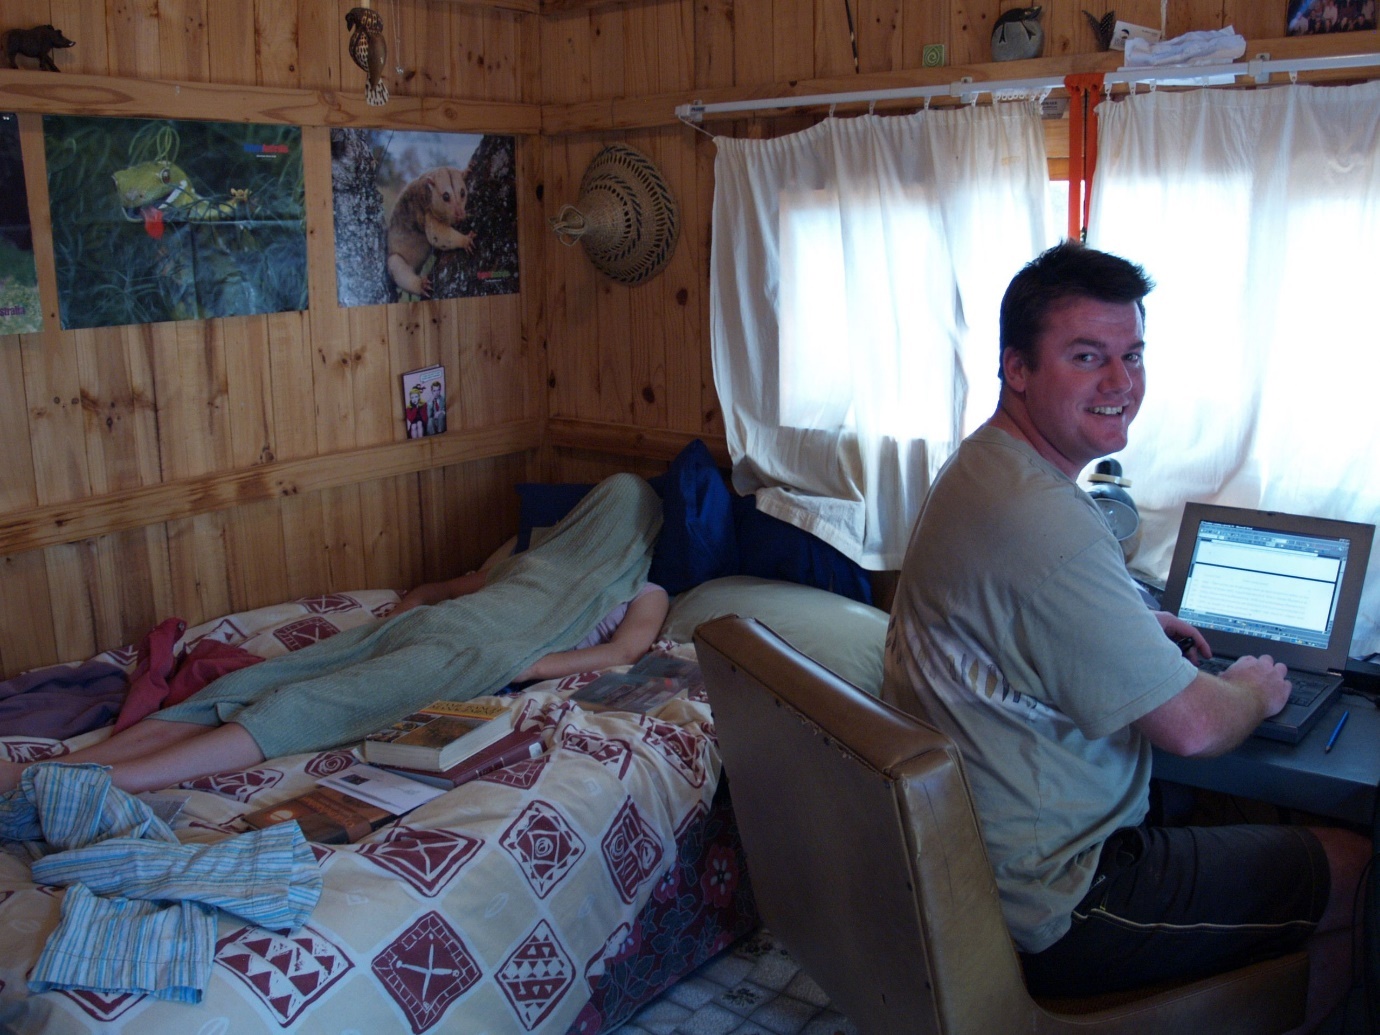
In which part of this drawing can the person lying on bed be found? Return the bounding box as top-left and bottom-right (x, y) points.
(0, 473), (667, 797)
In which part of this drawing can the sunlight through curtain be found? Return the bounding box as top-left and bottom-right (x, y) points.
(1089, 81), (1380, 652)
(710, 106), (1051, 569)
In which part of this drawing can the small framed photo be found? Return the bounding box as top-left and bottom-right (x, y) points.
(1287, 0), (1376, 35)
(401, 365), (446, 438)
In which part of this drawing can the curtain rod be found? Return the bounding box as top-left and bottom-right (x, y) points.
(675, 51), (1380, 121)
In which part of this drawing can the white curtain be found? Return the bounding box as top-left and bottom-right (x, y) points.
(710, 105), (1051, 570)
(1089, 81), (1380, 653)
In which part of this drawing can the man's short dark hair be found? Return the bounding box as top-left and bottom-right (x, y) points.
(998, 241), (1154, 381)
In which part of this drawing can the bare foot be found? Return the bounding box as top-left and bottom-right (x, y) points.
(0, 760), (25, 794)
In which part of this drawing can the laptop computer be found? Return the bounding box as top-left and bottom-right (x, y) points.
(1160, 503), (1374, 744)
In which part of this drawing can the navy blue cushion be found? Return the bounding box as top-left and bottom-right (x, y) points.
(731, 495), (873, 605)
(647, 439), (739, 595)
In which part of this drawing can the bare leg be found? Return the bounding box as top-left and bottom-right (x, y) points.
(0, 718), (210, 793)
(0, 719), (263, 796)
(102, 722), (264, 794)
(1284, 826), (1370, 1034)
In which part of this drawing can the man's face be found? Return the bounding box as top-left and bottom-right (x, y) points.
(1001, 297), (1145, 479)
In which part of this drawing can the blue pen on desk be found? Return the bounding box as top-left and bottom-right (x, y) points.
(1324, 710), (1350, 753)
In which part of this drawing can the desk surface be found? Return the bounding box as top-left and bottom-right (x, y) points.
(1152, 690), (1380, 826)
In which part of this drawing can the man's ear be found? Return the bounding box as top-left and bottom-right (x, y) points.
(1001, 348), (1030, 393)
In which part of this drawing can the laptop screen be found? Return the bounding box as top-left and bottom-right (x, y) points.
(1176, 520), (1348, 652)
(1161, 503), (1375, 672)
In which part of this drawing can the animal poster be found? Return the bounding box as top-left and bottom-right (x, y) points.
(0, 113), (41, 335)
(401, 364), (446, 438)
(331, 128), (518, 307)
(43, 115), (308, 330)
(1287, 0), (1376, 33)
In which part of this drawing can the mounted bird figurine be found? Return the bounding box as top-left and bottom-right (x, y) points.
(345, 7), (389, 106)
(1084, 9), (1118, 50)
(991, 6), (1045, 62)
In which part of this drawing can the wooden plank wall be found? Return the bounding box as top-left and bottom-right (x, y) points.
(0, 0), (544, 678)
(0, 0), (1375, 678)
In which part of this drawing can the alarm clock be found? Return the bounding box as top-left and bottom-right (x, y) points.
(1086, 459), (1140, 563)
(991, 6), (1045, 62)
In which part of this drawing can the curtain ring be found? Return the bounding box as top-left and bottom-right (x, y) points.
(829, 103), (837, 117)
(868, 100), (876, 116)
(923, 96), (931, 111)
(1289, 70), (1299, 84)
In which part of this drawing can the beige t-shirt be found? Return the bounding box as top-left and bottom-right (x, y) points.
(882, 426), (1195, 952)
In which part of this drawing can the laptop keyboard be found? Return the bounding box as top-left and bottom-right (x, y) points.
(1196, 656), (1331, 708)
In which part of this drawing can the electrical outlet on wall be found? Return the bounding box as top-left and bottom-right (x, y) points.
(1110, 21), (1162, 51)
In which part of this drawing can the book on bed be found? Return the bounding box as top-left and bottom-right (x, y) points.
(378, 727), (545, 788)
(571, 655), (703, 713)
(362, 698), (515, 771)
(242, 785), (396, 845)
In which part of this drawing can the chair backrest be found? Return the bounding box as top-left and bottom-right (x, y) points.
(695, 615), (1310, 1035)
(695, 615), (1032, 1035)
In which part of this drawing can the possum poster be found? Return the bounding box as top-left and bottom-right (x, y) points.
(43, 115), (308, 329)
(331, 128), (519, 306)
(0, 113), (41, 335)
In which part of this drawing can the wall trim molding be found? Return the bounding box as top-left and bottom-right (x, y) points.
(0, 421), (543, 557)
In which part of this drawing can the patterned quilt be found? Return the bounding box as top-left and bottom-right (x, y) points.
(0, 592), (754, 1034)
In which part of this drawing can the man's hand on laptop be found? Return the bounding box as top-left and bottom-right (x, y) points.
(1222, 655), (1293, 718)
(1154, 611), (1210, 662)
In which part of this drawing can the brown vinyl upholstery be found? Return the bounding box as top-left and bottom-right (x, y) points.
(694, 616), (1310, 1035)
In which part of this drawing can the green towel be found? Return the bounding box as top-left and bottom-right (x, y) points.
(154, 474), (663, 758)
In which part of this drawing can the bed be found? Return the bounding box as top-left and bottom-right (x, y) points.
(0, 453), (889, 1035)
(0, 589), (762, 1034)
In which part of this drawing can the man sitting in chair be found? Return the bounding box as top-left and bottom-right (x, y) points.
(881, 242), (1367, 1033)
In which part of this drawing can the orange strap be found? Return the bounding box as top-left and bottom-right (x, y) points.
(1063, 74), (1106, 241)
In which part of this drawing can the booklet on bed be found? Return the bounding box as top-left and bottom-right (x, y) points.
(378, 727), (545, 789)
(363, 698), (515, 771)
(571, 654), (703, 713)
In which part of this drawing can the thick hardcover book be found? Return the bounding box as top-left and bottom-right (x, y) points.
(379, 728), (545, 789)
(242, 786), (395, 845)
(363, 699), (514, 771)
(571, 654), (703, 714)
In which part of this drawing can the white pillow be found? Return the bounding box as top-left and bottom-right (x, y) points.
(663, 576), (889, 696)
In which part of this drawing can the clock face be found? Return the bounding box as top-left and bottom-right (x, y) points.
(1096, 496), (1139, 541)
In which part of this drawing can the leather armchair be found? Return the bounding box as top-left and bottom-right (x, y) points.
(695, 615), (1309, 1035)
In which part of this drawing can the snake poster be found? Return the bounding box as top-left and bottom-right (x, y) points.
(43, 115), (307, 329)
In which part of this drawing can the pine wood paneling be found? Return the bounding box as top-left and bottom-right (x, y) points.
(1, 0), (1373, 677)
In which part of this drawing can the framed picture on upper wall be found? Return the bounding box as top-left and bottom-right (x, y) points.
(1287, 0), (1376, 34)
(331, 129), (518, 307)
(43, 115), (308, 330)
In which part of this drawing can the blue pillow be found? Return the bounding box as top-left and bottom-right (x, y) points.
(648, 439), (738, 594)
(732, 494), (873, 605)
(514, 482), (594, 551)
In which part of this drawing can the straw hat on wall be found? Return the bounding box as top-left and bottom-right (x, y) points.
(551, 144), (680, 286)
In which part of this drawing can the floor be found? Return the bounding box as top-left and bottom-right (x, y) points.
(614, 929), (857, 1035)
(618, 928), (1375, 1035)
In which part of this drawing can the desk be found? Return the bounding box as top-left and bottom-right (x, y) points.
(1153, 693), (1380, 827)
(1154, 690), (1380, 1030)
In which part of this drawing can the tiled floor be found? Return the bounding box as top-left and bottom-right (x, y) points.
(619, 928), (1374, 1035)
(615, 929), (858, 1035)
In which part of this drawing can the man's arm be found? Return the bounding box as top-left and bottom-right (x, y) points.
(1132, 654), (1292, 758)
